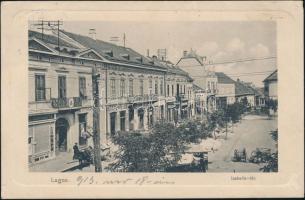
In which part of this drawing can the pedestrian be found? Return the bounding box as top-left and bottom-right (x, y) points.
(73, 143), (80, 160)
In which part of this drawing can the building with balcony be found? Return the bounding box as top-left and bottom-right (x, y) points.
(28, 27), (198, 166)
(150, 57), (195, 123)
(28, 30), (95, 164)
(176, 49), (217, 113)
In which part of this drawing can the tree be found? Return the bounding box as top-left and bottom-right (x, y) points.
(108, 122), (188, 172)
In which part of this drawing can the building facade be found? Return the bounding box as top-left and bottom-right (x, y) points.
(215, 72), (236, 109)
(176, 49), (217, 112)
(28, 31), (95, 164)
(28, 29), (195, 165)
(263, 70), (277, 100)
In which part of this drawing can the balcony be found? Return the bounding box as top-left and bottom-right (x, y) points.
(51, 97), (83, 110)
(127, 94), (158, 104)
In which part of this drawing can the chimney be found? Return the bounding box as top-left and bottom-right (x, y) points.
(237, 78), (240, 82)
(147, 49), (150, 57)
(183, 50), (188, 57)
(89, 28), (96, 40)
(152, 55), (157, 61)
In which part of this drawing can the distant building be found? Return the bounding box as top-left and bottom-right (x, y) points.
(215, 72), (236, 109)
(263, 70), (277, 100)
(176, 49), (217, 112)
(235, 79), (264, 109)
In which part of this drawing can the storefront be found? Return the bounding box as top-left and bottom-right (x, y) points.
(28, 113), (56, 164)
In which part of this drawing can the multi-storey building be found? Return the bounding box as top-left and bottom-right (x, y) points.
(176, 49), (217, 113)
(152, 58), (195, 122)
(28, 30), (95, 164)
(28, 28), (195, 165)
(215, 72), (236, 109)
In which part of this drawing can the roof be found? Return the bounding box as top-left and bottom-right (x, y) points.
(263, 70), (277, 82)
(215, 72), (235, 84)
(235, 81), (263, 96)
(29, 30), (80, 49)
(61, 30), (166, 70)
(149, 56), (193, 80)
(235, 81), (255, 96)
(192, 83), (204, 91)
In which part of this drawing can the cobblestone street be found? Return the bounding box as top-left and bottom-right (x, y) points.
(208, 115), (277, 172)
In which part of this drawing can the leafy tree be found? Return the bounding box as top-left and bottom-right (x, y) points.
(108, 122), (189, 172)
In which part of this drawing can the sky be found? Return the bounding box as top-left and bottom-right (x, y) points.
(60, 21), (277, 87)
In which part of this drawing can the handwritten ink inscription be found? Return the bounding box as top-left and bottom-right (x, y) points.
(76, 176), (175, 186)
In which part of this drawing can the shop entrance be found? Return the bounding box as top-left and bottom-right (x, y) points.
(55, 118), (69, 154)
(110, 112), (116, 135)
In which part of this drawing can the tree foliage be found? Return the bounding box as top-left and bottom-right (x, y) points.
(108, 120), (212, 172)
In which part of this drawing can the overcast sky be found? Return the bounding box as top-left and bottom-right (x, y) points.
(62, 21), (277, 87)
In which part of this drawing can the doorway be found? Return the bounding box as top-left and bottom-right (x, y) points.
(55, 118), (69, 154)
(110, 112), (116, 135)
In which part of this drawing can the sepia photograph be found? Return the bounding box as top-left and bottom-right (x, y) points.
(2, 1), (303, 198)
(28, 20), (278, 173)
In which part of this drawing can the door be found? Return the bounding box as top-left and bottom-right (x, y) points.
(55, 118), (69, 155)
(110, 112), (116, 135)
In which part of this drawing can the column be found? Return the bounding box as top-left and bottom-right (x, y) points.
(134, 108), (139, 131)
(116, 111), (120, 132)
(144, 108), (148, 130)
(125, 109), (129, 131)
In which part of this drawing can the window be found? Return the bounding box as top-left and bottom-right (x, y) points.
(149, 79), (152, 95)
(140, 79), (144, 96)
(184, 85), (186, 94)
(172, 85), (174, 96)
(167, 85), (169, 97)
(120, 79), (125, 97)
(58, 76), (66, 98)
(110, 79), (116, 98)
(35, 74), (45, 101)
(129, 79), (133, 96)
(155, 79), (158, 95)
(120, 111), (126, 131)
(79, 77), (86, 98)
(207, 81), (210, 91)
(160, 80), (163, 95)
(79, 114), (87, 146)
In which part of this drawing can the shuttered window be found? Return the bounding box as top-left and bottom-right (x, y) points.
(120, 79), (125, 97)
(129, 79), (133, 96)
(58, 76), (66, 98)
(79, 77), (86, 98)
(139, 79), (144, 96)
(35, 74), (45, 101)
(110, 79), (116, 98)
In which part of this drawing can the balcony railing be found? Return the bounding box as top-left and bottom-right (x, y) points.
(127, 94), (158, 104)
(51, 97), (82, 109)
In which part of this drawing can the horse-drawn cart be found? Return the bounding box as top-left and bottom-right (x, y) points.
(232, 148), (247, 162)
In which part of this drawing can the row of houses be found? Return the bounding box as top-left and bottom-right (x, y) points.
(28, 29), (195, 164)
(176, 50), (270, 112)
(28, 28), (276, 165)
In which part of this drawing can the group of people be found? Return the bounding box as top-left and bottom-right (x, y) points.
(73, 143), (94, 165)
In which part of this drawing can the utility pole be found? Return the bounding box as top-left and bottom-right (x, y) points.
(33, 20), (63, 50)
(92, 66), (102, 172)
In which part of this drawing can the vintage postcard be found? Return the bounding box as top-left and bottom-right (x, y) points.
(1, 1), (304, 198)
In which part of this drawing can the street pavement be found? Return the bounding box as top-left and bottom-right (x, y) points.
(29, 152), (79, 172)
(66, 114), (277, 173)
(207, 114), (277, 172)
